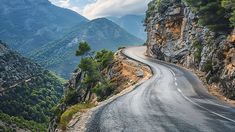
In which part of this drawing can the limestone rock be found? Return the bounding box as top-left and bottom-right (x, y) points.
(145, 0), (235, 99)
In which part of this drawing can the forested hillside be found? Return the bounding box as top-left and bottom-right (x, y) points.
(0, 41), (65, 131)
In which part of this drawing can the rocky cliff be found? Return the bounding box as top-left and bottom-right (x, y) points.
(49, 50), (151, 131)
(145, 0), (235, 99)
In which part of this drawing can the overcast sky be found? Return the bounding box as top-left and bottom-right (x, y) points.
(49, 0), (151, 19)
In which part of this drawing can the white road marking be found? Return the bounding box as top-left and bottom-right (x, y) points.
(175, 78), (177, 81)
(177, 88), (235, 123)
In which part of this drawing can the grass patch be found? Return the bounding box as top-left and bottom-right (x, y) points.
(59, 103), (95, 130)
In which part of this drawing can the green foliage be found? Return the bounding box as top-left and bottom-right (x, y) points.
(76, 42), (91, 57)
(95, 49), (114, 70)
(62, 89), (79, 106)
(49, 71), (68, 85)
(92, 82), (115, 101)
(185, 0), (233, 33)
(54, 42), (116, 129)
(0, 71), (64, 128)
(59, 103), (95, 130)
(221, 0), (235, 27)
(0, 112), (46, 132)
(79, 58), (100, 84)
(192, 39), (203, 62)
(204, 60), (213, 72)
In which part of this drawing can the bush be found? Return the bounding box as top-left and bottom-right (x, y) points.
(192, 39), (203, 62)
(185, 0), (232, 34)
(204, 60), (213, 72)
(92, 82), (114, 101)
(62, 89), (79, 106)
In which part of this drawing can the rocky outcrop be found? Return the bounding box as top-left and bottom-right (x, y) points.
(145, 0), (235, 99)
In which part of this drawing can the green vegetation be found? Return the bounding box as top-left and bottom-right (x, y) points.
(49, 71), (68, 85)
(204, 60), (213, 72)
(192, 39), (203, 62)
(75, 42), (115, 100)
(146, 0), (235, 33)
(146, 0), (171, 21)
(92, 82), (115, 100)
(184, 0), (235, 33)
(59, 103), (95, 130)
(0, 112), (46, 131)
(76, 42), (92, 57)
(54, 42), (115, 130)
(0, 71), (64, 130)
(221, 0), (235, 27)
(95, 49), (114, 70)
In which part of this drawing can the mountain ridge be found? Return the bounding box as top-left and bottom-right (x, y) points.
(107, 14), (147, 40)
(0, 0), (88, 54)
(30, 18), (144, 79)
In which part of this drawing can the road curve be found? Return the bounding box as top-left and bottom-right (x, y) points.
(86, 46), (235, 132)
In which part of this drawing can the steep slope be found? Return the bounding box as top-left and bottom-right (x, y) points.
(0, 0), (88, 54)
(0, 41), (64, 131)
(30, 18), (144, 79)
(145, 0), (235, 99)
(108, 14), (147, 40)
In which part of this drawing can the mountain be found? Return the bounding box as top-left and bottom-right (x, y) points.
(0, 41), (64, 131)
(30, 18), (144, 79)
(107, 14), (147, 41)
(0, 0), (88, 54)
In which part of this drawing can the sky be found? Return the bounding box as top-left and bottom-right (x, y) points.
(49, 0), (151, 19)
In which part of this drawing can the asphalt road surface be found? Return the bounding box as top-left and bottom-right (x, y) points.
(86, 46), (235, 132)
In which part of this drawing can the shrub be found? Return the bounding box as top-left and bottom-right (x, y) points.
(192, 39), (203, 62)
(92, 82), (114, 101)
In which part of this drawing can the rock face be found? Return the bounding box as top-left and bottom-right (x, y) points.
(145, 0), (235, 99)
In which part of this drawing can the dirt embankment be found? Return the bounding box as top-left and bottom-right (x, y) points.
(63, 50), (152, 132)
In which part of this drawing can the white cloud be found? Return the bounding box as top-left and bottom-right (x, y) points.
(49, 0), (82, 13)
(83, 0), (151, 19)
(49, 0), (151, 19)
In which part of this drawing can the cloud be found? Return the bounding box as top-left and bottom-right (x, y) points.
(49, 0), (151, 19)
(49, 0), (82, 13)
(83, 0), (151, 19)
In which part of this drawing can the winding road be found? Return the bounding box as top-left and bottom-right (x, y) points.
(86, 46), (235, 132)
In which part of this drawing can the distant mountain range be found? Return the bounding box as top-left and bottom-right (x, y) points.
(0, 0), (145, 79)
(30, 18), (143, 79)
(107, 14), (147, 41)
(0, 0), (88, 54)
